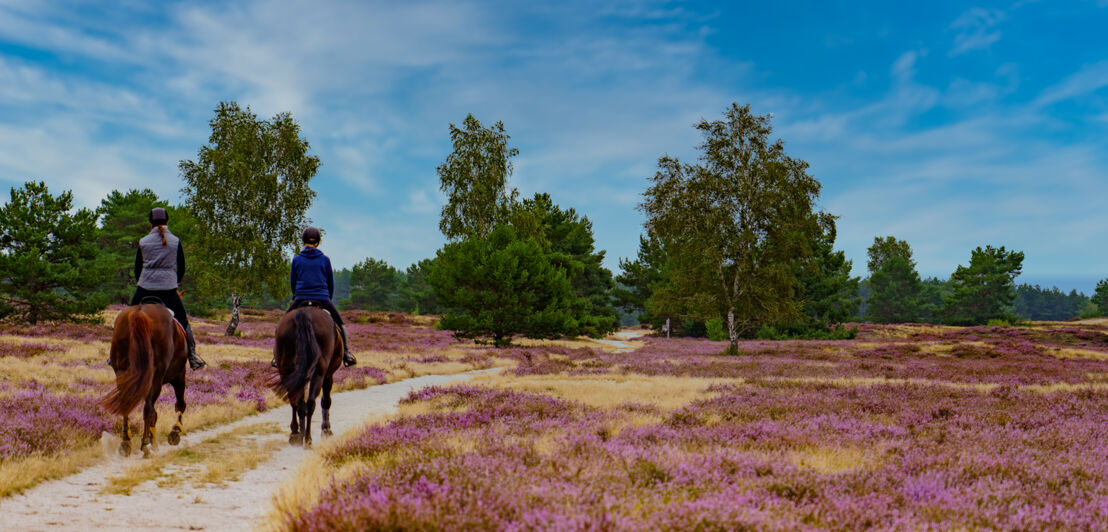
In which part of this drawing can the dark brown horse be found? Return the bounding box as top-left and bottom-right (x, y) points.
(271, 306), (343, 449)
(101, 304), (188, 458)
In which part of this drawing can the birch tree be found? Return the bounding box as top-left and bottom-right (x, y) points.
(179, 101), (319, 335)
(640, 103), (823, 353)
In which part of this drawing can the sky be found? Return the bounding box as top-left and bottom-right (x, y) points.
(0, 0), (1106, 293)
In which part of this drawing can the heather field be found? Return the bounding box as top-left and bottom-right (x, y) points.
(0, 308), (513, 497)
(274, 320), (1108, 531)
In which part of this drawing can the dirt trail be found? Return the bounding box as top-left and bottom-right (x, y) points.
(0, 370), (492, 532)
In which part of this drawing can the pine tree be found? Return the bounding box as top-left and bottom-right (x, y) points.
(0, 182), (110, 323)
(943, 245), (1024, 325)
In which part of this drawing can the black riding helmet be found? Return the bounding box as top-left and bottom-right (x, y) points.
(149, 207), (169, 226)
(302, 226), (321, 245)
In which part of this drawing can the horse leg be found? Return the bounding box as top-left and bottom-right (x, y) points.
(140, 386), (162, 458)
(302, 374), (325, 449)
(168, 376), (186, 446)
(289, 403), (302, 446)
(320, 375), (334, 438)
(119, 415), (132, 457)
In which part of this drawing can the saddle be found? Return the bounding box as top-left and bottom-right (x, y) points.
(289, 299), (327, 311)
(139, 296), (186, 337)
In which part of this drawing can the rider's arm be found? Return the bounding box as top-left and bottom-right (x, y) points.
(134, 247), (143, 281)
(177, 242), (186, 284)
(326, 257), (334, 300)
(289, 260), (297, 298)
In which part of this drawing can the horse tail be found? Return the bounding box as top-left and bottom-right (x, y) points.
(279, 310), (320, 404)
(102, 311), (156, 416)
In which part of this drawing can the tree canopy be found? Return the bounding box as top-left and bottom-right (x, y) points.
(640, 103), (824, 352)
(437, 114), (518, 241)
(179, 101), (319, 334)
(0, 182), (109, 323)
(864, 236), (922, 324)
(943, 245), (1024, 325)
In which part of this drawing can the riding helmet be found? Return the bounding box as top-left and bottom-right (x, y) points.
(148, 207), (169, 226)
(302, 226), (322, 245)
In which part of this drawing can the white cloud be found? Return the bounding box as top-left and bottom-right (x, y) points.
(1036, 60), (1108, 105)
(949, 7), (1005, 56)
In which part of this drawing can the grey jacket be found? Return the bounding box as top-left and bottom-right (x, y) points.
(135, 227), (185, 291)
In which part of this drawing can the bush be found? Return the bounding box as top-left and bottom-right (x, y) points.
(705, 318), (726, 341)
(756, 324), (858, 341)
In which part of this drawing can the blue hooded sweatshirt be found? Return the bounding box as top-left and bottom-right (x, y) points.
(290, 247), (334, 301)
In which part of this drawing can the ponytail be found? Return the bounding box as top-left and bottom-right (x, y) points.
(157, 225), (167, 246)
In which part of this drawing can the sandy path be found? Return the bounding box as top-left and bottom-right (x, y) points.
(0, 370), (493, 532)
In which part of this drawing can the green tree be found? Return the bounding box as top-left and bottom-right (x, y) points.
(0, 182), (110, 323)
(510, 193), (619, 337)
(919, 277), (951, 322)
(797, 215), (860, 328)
(865, 236), (922, 323)
(1093, 279), (1108, 317)
(615, 235), (669, 329)
(429, 224), (576, 346)
(640, 103), (824, 353)
(943, 245), (1024, 325)
(437, 114), (519, 241)
(345, 258), (402, 311)
(397, 259), (442, 315)
(179, 101), (319, 334)
(96, 189), (168, 305)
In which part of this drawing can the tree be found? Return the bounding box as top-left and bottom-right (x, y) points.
(798, 216), (860, 328)
(615, 235), (669, 329)
(397, 258), (442, 315)
(345, 258), (402, 311)
(943, 245), (1024, 325)
(0, 182), (110, 323)
(96, 189), (168, 305)
(510, 193), (619, 337)
(430, 225), (577, 346)
(1093, 279), (1108, 317)
(865, 236), (922, 323)
(640, 103), (824, 353)
(437, 114), (519, 241)
(919, 277), (951, 322)
(179, 101), (319, 335)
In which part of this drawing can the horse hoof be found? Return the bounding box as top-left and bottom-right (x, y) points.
(141, 445), (152, 459)
(289, 433), (302, 446)
(168, 430), (181, 446)
(119, 441), (132, 457)
(322, 428), (333, 438)
(304, 440), (312, 450)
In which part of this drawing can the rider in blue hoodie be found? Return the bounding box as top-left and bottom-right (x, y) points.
(274, 227), (356, 368)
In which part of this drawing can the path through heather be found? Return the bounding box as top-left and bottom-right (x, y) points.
(0, 370), (492, 532)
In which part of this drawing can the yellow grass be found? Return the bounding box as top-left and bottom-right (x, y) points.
(788, 446), (883, 474)
(1046, 347), (1108, 361)
(102, 422), (281, 495)
(0, 445), (104, 497)
(471, 373), (740, 410)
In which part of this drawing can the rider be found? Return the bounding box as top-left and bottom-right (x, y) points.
(273, 227), (356, 368)
(131, 207), (206, 370)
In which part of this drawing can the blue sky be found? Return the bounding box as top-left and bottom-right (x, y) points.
(1, 1), (1106, 292)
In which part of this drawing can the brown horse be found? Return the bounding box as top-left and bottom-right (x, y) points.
(271, 306), (343, 449)
(101, 303), (188, 458)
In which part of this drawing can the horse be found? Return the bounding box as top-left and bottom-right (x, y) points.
(271, 305), (343, 449)
(101, 303), (188, 458)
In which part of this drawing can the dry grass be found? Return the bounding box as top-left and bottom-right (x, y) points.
(470, 373), (740, 410)
(102, 422), (282, 495)
(1046, 347), (1108, 361)
(0, 445), (104, 498)
(788, 446), (884, 474)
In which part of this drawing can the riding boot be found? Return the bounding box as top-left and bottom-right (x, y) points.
(185, 324), (206, 370)
(339, 323), (356, 367)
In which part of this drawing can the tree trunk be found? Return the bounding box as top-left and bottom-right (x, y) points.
(225, 293), (242, 336)
(727, 308), (738, 355)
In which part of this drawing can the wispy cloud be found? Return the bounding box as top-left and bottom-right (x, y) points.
(1036, 60), (1108, 105)
(949, 7), (1005, 55)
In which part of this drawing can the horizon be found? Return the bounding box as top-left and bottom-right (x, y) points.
(1, 1), (1105, 294)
